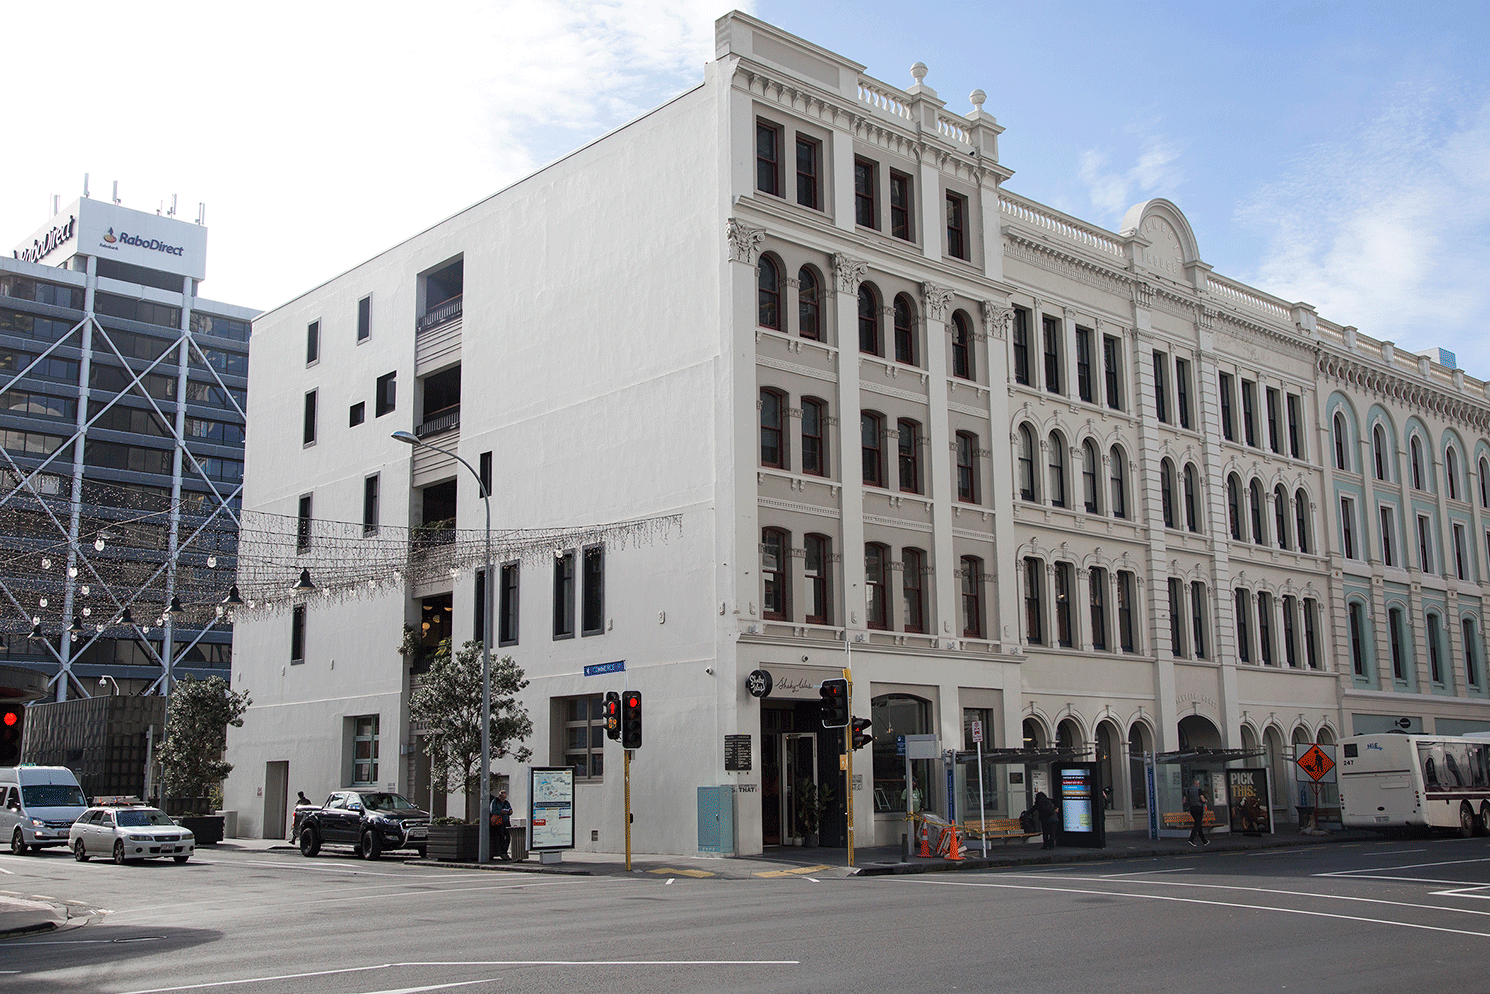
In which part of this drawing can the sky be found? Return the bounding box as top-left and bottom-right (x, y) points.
(5, 1), (1488, 368)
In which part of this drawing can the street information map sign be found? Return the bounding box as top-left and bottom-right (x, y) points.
(528, 767), (575, 851)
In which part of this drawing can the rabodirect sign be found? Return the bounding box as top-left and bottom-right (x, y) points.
(12, 198), (208, 281)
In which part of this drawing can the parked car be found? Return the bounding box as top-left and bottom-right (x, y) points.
(69, 803), (194, 864)
(0, 766), (89, 854)
(297, 789), (429, 859)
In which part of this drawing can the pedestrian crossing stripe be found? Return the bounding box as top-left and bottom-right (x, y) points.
(754, 864), (830, 878)
(648, 867), (716, 878)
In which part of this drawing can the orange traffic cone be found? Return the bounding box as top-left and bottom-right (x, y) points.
(946, 827), (964, 861)
(918, 820), (931, 857)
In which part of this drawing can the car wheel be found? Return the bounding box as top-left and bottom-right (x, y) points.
(359, 830), (382, 861)
(74, 839), (89, 862)
(300, 828), (320, 857)
(173, 854), (190, 864)
(113, 839), (128, 865)
(10, 829), (27, 856)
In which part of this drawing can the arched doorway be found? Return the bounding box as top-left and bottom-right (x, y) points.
(1128, 722), (1152, 813)
(1264, 726), (1289, 814)
(1178, 714), (1221, 750)
(1095, 719), (1121, 826)
(1056, 718), (1082, 755)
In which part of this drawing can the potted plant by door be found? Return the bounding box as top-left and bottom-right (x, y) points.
(425, 817), (481, 862)
(794, 777), (838, 847)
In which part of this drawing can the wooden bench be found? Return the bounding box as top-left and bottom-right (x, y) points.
(1161, 810), (1219, 829)
(962, 817), (1041, 844)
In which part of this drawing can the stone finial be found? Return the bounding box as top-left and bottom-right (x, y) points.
(970, 89), (986, 112)
(911, 62), (928, 83)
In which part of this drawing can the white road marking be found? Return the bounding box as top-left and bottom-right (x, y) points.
(108, 879), (582, 918)
(1100, 868), (1194, 878)
(0, 866), (14, 875)
(1320, 856), (1490, 876)
(665, 878), (674, 885)
(913, 877), (1490, 937)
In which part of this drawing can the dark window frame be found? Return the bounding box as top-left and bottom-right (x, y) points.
(581, 544), (605, 636)
(756, 119), (783, 197)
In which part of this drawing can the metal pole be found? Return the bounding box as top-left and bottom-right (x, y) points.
(976, 735), (988, 858)
(624, 748), (632, 871)
(845, 667), (853, 869)
(392, 432), (491, 865)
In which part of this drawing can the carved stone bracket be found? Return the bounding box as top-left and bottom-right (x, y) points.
(981, 300), (1011, 340)
(727, 219), (765, 265)
(921, 282), (954, 322)
(833, 253), (868, 295)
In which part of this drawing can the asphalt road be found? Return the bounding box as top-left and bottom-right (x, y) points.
(5, 837), (1490, 992)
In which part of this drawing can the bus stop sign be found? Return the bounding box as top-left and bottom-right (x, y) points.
(1296, 745), (1335, 782)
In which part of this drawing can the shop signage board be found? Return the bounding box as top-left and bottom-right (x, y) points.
(724, 734), (751, 771)
(528, 766), (575, 851)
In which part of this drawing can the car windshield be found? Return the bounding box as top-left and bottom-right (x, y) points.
(22, 784), (86, 807)
(360, 793), (417, 812)
(115, 809), (175, 827)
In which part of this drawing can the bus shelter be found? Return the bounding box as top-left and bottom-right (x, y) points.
(1144, 747), (1266, 839)
(950, 747), (1092, 827)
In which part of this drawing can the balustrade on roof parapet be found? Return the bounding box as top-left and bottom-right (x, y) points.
(998, 192), (1125, 258)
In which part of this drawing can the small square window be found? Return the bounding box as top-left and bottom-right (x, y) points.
(349, 402), (365, 427)
(375, 372), (396, 417)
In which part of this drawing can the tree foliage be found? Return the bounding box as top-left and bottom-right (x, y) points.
(158, 675), (252, 806)
(408, 639), (533, 804)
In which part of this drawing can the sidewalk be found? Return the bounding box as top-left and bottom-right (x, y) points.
(0, 826), (1377, 938)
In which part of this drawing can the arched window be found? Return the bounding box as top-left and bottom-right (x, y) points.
(1249, 480), (1266, 545)
(951, 311), (973, 380)
(804, 533), (830, 625)
(800, 397), (827, 477)
(893, 294), (916, 366)
(1048, 432), (1067, 508)
(1160, 458), (1176, 529)
(1228, 475), (1244, 541)
(1018, 425), (1037, 502)
(865, 543), (890, 630)
(1464, 617), (1480, 689)
(1109, 446), (1127, 519)
(902, 547), (926, 633)
(956, 431), (978, 504)
(1082, 440), (1101, 514)
(1295, 488), (1311, 553)
(1373, 424), (1388, 480)
(1480, 456), (1490, 509)
(898, 419), (922, 494)
(757, 256), (780, 330)
(1446, 447), (1461, 501)
(759, 388), (785, 468)
(797, 266), (821, 340)
(1333, 412), (1350, 471)
(858, 284), (880, 355)
(1274, 484), (1290, 550)
(1184, 464), (1200, 533)
(761, 527), (789, 620)
(861, 412), (885, 487)
(1411, 435), (1426, 490)
(961, 556), (983, 638)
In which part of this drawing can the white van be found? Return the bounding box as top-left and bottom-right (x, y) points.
(0, 766), (89, 854)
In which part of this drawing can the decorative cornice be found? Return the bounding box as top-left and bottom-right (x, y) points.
(1319, 350), (1490, 433)
(727, 219), (766, 265)
(833, 253), (868, 295)
(981, 300), (1011, 340)
(921, 282), (953, 322)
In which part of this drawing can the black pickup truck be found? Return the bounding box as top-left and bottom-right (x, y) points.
(297, 789), (430, 860)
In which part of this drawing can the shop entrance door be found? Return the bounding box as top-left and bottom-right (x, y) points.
(783, 732), (817, 843)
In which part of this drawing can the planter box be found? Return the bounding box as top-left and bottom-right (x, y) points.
(179, 815), (224, 846)
(427, 823), (480, 862)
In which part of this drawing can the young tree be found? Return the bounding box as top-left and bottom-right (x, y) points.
(408, 638), (532, 820)
(158, 675), (252, 813)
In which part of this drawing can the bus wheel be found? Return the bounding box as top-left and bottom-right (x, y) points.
(1479, 802), (1490, 837)
(1460, 802), (1476, 839)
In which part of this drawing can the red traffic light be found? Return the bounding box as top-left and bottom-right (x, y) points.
(2, 711), (15, 726)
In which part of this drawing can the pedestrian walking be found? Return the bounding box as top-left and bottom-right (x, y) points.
(1034, 790), (1059, 850)
(291, 791), (314, 842)
(1185, 776), (1210, 846)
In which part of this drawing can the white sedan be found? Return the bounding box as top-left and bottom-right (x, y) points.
(69, 805), (195, 864)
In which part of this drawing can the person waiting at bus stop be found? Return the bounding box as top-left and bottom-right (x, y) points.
(1034, 791), (1059, 850)
(1185, 776), (1210, 846)
(489, 790), (513, 861)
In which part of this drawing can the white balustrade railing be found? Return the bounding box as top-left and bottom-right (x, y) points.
(1206, 276), (1291, 322)
(936, 114), (970, 145)
(998, 193), (1124, 257)
(856, 78), (911, 120)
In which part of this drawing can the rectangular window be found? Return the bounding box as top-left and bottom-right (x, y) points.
(1175, 358), (1192, 429)
(1303, 598), (1320, 669)
(1075, 327), (1094, 403)
(866, 545), (889, 630)
(795, 135), (820, 210)
(805, 535), (830, 626)
(553, 550), (575, 639)
(1341, 497), (1357, 560)
(945, 192), (968, 259)
(357, 296), (371, 342)
(291, 603), (306, 663)
(1350, 603), (1367, 676)
(1103, 335), (1122, 411)
(854, 158), (878, 229)
(1042, 316), (1062, 395)
(756, 120), (782, 197)
(362, 474), (379, 535)
(306, 320), (320, 364)
(801, 399), (826, 477)
(1012, 308), (1030, 386)
(479, 451), (492, 497)
(297, 493), (312, 553)
(956, 432), (978, 503)
(1054, 562), (1073, 648)
(1241, 379), (1258, 447)
(1235, 589), (1252, 663)
(1168, 578), (1185, 657)
(352, 715), (378, 784)
(1219, 372), (1235, 441)
(375, 371), (396, 417)
(1192, 581), (1208, 659)
(474, 568), (487, 643)
(1417, 515), (1434, 573)
(1464, 619), (1479, 688)
(1389, 608), (1406, 681)
(889, 170), (912, 240)
(1153, 351), (1169, 424)
(1266, 388), (1282, 454)
(1427, 612), (1443, 683)
(302, 390), (317, 446)
(1287, 393), (1303, 458)
(581, 545), (605, 636)
(1117, 570), (1136, 652)
(960, 557), (982, 639)
(498, 562), (520, 646)
(1380, 506), (1396, 566)
(1089, 567), (1108, 651)
(1454, 523), (1470, 580)
(556, 696), (605, 779)
(903, 549), (926, 634)
(349, 402), (365, 427)
(1023, 557), (1044, 645)
(1258, 592), (1274, 665)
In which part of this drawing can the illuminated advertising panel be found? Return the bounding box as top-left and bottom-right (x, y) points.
(528, 766), (575, 851)
(1052, 762), (1106, 848)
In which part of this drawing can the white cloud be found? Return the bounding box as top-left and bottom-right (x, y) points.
(1236, 82), (1490, 369)
(1078, 133), (1183, 217)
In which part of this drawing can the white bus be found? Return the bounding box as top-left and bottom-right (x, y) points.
(1339, 733), (1490, 836)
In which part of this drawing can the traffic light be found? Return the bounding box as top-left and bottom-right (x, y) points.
(819, 678), (848, 728)
(0, 705), (22, 766)
(622, 692), (643, 749)
(603, 691), (621, 741)
(851, 716), (872, 751)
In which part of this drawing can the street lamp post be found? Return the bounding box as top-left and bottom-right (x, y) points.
(393, 430), (494, 865)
